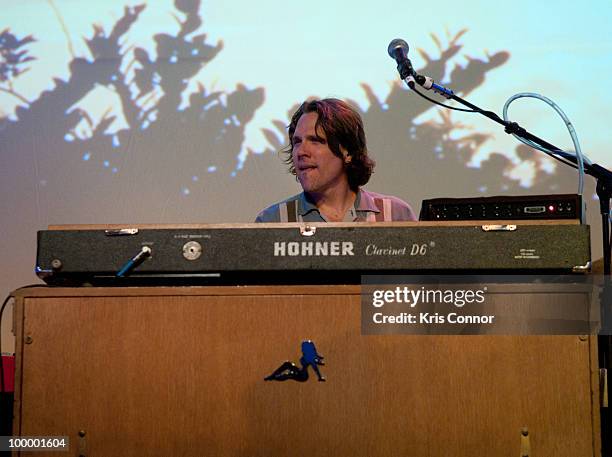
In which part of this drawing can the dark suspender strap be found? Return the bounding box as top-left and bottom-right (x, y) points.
(286, 200), (298, 222)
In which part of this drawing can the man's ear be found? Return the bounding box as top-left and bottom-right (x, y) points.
(340, 146), (352, 163)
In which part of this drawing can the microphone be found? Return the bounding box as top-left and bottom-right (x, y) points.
(387, 39), (454, 97)
(387, 39), (415, 86)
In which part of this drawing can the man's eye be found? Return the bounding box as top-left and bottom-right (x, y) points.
(293, 138), (302, 145)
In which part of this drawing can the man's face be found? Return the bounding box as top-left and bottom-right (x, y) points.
(291, 112), (348, 195)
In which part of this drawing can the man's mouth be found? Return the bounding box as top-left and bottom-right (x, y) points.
(298, 164), (317, 171)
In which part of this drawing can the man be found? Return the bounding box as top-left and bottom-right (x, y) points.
(255, 98), (416, 222)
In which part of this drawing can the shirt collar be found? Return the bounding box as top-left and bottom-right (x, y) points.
(354, 189), (380, 213)
(297, 192), (318, 216)
(297, 189), (380, 216)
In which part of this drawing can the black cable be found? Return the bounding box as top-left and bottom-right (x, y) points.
(15, 284), (48, 290)
(0, 287), (43, 395)
(411, 85), (580, 172)
(0, 294), (15, 394)
(411, 85), (477, 112)
(607, 217), (612, 277)
(607, 215), (612, 265)
(544, 153), (579, 170)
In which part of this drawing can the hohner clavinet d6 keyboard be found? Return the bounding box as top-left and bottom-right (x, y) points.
(36, 221), (591, 285)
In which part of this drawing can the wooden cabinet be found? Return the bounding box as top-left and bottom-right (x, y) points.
(12, 286), (600, 456)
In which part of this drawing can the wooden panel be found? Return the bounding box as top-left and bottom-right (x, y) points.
(13, 286), (600, 456)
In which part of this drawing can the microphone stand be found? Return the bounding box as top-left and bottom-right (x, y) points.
(404, 73), (612, 452)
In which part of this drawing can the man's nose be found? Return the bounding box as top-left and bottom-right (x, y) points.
(296, 143), (311, 157)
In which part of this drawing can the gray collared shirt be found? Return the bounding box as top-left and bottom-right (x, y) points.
(255, 188), (416, 222)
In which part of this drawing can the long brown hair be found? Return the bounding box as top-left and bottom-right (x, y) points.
(283, 98), (375, 191)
